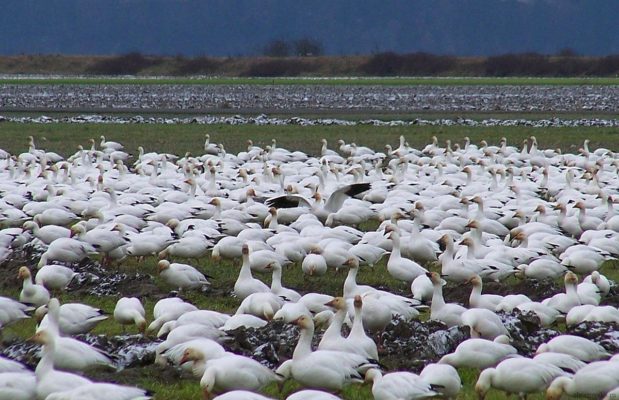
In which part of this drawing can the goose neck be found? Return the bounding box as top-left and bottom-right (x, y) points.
(293, 324), (314, 359)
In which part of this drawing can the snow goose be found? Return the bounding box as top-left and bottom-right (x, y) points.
(0, 370), (36, 400)
(157, 260), (210, 292)
(286, 390), (342, 400)
(438, 335), (517, 369)
(37, 237), (97, 268)
(37, 302), (107, 335)
(44, 382), (151, 400)
(35, 208), (80, 227)
(213, 392), (274, 400)
(147, 297), (198, 334)
(301, 248), (328, 276)
(475, 357), (567, 399)
(233, 244), (271, 300)
(533, 352), (587, 374)
(287, 315), (378, 391)
(536, 334), (611, 362)
(35, 264), (77, 292)
(419, 363), (461, 399)
(198, 353), (282, 398)
(427, 272), (466, 327)
(385, 227), (427, 282)
(0, 296), (30, 329)
(22, 220), (70, 245)
(31, 329), (92, 400)
(364, 368), (438, 400)
(0, 356), (28, 373)
(235, 292), (284, 321)
(265, 182), (371, 222)
(270, 262), (301, 302)
(114, 297), (147, 333)
(515, 301), (562, 327)
(468, 275), (503, 310)
(514, 258), (566, 280)
(70, 222), (127, 263)
(583, 271), (610, 296)
(541, 271), (581, 313)
(156, 310), (230, 338)
(17, 266), (50, 307)
(221, 314), (268, 330)
(410, 274), (434, 303)
(347, 295), (379, 360)
(546, 360), (619, 400)
(318, 296), (375, 359)
(34, 302), (114, 372)
(461, 308), (509, 340)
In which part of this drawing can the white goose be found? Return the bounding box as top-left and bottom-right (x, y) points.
(157, 260), (210, 292)
(546, 360), (619, 400)
(365, 368), (438, 400)
(385, 227), (428, 282)
(30, 329), (93, 400)
(270, 262), (301, 302)
(17, 266), (50, 307)
(0, 370), (36, 400)
(35, 264), (77, 292)
(438, 335), (517, 369)
(427, 272), (466, 327)
(233, 244), (270, 300)
(43, 382), (151, 400)
(475, 357), (567, 399)
(22, 220), (70, 245)
(419, 363), (462, 399)
(468, 275), (503, 310)
(37, 302), (107, 335)
(113, 297), (147, 333)
(265, 182), (371, 222)
(213, 391), (274, 400)
(461, 308), (509, 340)
(286, 315), (378, 391)
(286, 390), (342, 400)
(536, 334), (611, 362)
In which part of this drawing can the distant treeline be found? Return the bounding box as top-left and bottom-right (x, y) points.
(2, 52), (619, 77)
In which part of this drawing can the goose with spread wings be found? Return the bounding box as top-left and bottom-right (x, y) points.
(265, 183), (371, 222)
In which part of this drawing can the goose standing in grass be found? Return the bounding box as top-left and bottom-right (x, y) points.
(213, 391), (274, 400)
(157, 260), (210, 292)
(427, 272), (466, 327)
(419, 363), (462, 399)
(233, 244), (270, 300)
(37, 237), (97, 268)
(475, 357), (567, 399)
(385, 227), (428, 282)
(546, 360), (619, 400)
(36, 302), (107, 335)
(0, 296), (31, 329)
(467, 274), (503, 310)
(364, 368), (438, 400)
(536, 334), (611, 362)
(114, 297), (147, 333)
(286, 315), (378, 391)
(438, 335), (517, 369)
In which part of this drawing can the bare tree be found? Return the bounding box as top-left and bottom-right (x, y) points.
(294, 38), (323, 57)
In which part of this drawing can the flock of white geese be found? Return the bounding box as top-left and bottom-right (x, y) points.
(0, 133), (619, 399)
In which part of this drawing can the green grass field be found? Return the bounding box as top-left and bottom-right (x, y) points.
(2, 122), (618, 399)
(2, 76), (619, 86)
(1, 122), (618, 159)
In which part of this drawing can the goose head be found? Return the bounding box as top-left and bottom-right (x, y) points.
(343, 256), (359, 269)
(324, 296), (347, 311)
(29, 329), (54, 345)
(17, 266), (31, 281)
(157, 260), (171, 273)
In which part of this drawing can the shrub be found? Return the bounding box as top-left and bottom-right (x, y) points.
(86, 52), (162, 75)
